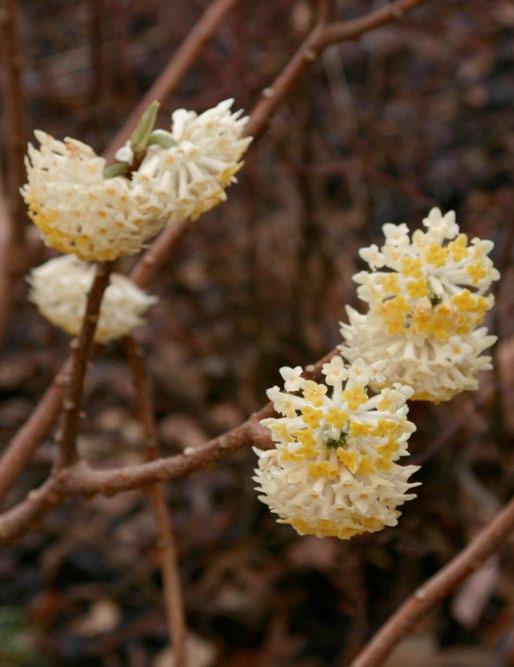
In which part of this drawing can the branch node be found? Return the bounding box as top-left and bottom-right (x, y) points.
(218, 437), (230, 450)
(303, 49), (318, 62)
(414, 588), (427, 600)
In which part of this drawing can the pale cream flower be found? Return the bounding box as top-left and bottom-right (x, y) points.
(280, 366), (304, 392)
(28, 255), (157, 343)
(132, 99), (252, 223)
(341, 208), (500, 401)
(254, 357), (419, 540)
(21, 131), (163, 261)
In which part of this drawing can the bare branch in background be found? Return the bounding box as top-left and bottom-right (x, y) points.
(0, 0), (28, 229)
(104, 0), (242, 161)
(247, 0), (428, 139)
(125, 336), (188, 667)
(88, 0), (106, 105)
(0, 0), (28, 345)
(349, 493), (514, 666)
(0, 175), (17, 344)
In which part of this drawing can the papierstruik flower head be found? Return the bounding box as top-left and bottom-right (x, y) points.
(21, 131), (164, 261)
(28, 255), (157, 343)
(254, 357), (419, 540)
(341, 208), (499, 402)
(22, 100), (251, 261)
(131, 99), (251, 223)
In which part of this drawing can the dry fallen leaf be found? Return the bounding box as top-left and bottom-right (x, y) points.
(72, 599), (121, 637)
(154, 633), (217, 667)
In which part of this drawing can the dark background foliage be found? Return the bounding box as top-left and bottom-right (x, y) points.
(0, 0), (513, 664)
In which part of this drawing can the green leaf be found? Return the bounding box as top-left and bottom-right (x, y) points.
(103, 162), (129, 179)
(147, 131), (177, 149)
(130, 100), (160, 156)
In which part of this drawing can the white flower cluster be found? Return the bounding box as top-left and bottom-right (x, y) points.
(131, 99), (252, 224)
(21, 100), (250, 261)
(340, 209), (499, 401)
(256, 209), (501, 541)
(21, 132), (158, 261)
(29, 255), (156, 343)
(254, 357), (419, 540)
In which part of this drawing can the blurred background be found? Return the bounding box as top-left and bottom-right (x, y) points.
(0, 0), (513, 665)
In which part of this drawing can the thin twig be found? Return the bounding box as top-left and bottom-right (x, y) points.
(124, 336), (188, 667)
(89, 0), (105, 106)
(0, 0), (28, 231)
(104, 0), (242, 161)
(0, 0), (28, 344)
(244, 25), (325, 141)
(0, 175), (17, 345)
(129, 219), (187, 286)
(349, 492), (514, 667)
(490, 217), (514, 444)
(320, 0), (428, 47)
(246, 0), (428, 140)
(0, 360), (70, 501)
(57, 262), (113, 468)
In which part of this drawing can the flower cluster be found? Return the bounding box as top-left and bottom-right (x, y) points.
(28, 256), (157, 343)
(340, 209), (499, 401)
(21, 132), (158, 261)
(131, 99), (252, 224)
(22, 100), (250, 261)
(254, 357), (419, 540)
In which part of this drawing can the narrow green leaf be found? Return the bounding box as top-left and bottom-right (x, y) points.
(103, 162), (129, 179)
(130, 100), (160, 155)
(147, 131), (177, 149)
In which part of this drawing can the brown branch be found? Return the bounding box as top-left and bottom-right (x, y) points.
(0, 348), (337, 540)
(0, 175), (18, 345)
(0, 361), (69, 502)
(320, 0), (428, 47)
(246, 0), (428, 140)
(124, 336), (188, 667)
(129, 219), (187, 286)
(349, 493), (514, 667)
(88, 0), (105, 105)
(57, 262), (113, 468)
(103, 0), (242, 162)
(0, 0), (28, 344)
(245, 25), (325, 141)
(0, 468), (68, 541)
(0, 0), (28, 231)
(0, 409), (272, 542)
(0, 0), (429, 503)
